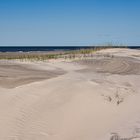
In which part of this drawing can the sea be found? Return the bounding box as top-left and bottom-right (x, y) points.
(0, 46), (139, 52)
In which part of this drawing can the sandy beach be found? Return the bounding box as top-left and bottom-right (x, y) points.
(0, 48), (140, 140)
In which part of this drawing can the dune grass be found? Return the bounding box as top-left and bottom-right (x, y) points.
(0, 45), (127, 61)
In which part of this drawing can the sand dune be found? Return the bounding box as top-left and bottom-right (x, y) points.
(0, 61), (65, 88)
(0, 48), (140, 140)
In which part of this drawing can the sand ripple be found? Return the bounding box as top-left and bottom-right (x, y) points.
(0, 62), (65, 88)
(77, 57), (140, 75)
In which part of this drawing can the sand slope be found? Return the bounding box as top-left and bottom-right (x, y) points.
(0, 48), (140, 140)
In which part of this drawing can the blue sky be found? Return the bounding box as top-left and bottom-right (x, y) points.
(0, 0), (140, 46)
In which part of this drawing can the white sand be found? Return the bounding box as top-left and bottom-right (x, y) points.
(0, 48), (140, 140)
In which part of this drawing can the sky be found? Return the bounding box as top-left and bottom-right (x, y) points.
(0, 0), (140, 46)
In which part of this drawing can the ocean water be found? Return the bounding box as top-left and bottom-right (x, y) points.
(0, 46), (139, 52)
(0, 46), (88, 52)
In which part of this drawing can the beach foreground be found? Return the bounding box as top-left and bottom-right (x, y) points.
(0, 48), (140, 140)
